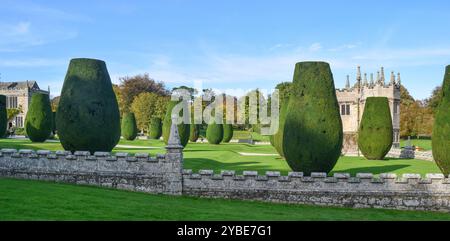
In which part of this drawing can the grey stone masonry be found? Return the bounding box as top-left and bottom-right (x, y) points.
(182, 170), (450, 211)
(0, 120), (449, 211)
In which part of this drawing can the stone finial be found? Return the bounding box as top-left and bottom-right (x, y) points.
(380, 67), (385, 85)
(363, 73), (368, 86)
(345, 75), (350, 89)
(370, 73), (374, 87)
(376, 71), (380, 85)
(390, 71), (395, 85)
(166, 117), (183, 150)
(397, 72), (401, 86)
(356, 66), (361, 81)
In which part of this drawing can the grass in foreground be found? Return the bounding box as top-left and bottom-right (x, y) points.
(0, 138), (441, 176)
(1, 178), (450, 221)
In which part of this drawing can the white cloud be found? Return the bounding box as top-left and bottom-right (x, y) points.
(309, 42), (322, 52)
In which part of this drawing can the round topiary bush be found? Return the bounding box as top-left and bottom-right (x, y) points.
(25, 93), (53, 142)
(432, 65), (450, 176)
(206, 121), (223, 144)
(148, 117), (162, 139)
(282, 62), (343, 175)
(121, 112), (138, 140)
(222, 124), (233, 143)
(358, 97), (393, 160)
(56, 58), (121, 153)
(0, 95), (7, 137)
(162, 100), (190, 147)
(189, 124), (200, 142)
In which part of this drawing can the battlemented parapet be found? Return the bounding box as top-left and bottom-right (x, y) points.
(0, 148), (183, 195)
(182, 170), (450, 211)
(0, 121), (448, 212)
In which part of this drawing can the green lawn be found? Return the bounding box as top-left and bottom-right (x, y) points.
(232, 130), (271, 142)
(0, 138), (441, 176)
(1, 178), (449, 220)
(400, 139), (432, 151)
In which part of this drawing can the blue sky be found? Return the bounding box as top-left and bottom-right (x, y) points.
(1, 0), (450, 99)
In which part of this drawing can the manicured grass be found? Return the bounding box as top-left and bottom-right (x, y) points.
(1, 178), (449, 220)
(232, 130), (270, 142)
(0, 138), (441, 176)
(400, 139), (432, 151)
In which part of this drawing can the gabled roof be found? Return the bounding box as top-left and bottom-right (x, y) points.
(0, 81), (40, 90)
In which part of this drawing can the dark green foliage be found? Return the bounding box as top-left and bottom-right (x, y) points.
(0, 95), (7, 137)
(25, 93), (52, 142)
(432, 65), (450, 176)
(206, 121), (223, 144)
(358, 97), (393, 160)
(162, 100), (190, 147)
(121, 112), (138, 140)
(148, 117), (162, 139)
(273, 101), (288, 157)
(51, 111), (56, 135)
(56, 58), (121, 153)
(189, 124), (200, 142)
(282, 62), (343, 175)
(222, 124), (233, 143)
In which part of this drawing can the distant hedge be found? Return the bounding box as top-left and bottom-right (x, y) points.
(222, 124), (233, 143)
(206, 121), (223, 144)
(148, 117), (162, 139)
(189, 124), (200, 142)
(25, 93), (53, 142)
(432, 65), (450, 175)
(358, 97), (393, 160)
(121, 112), (138, 140)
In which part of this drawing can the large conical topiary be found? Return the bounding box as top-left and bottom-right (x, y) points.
(222, 124), (233, 143)
(162, 100), (190, 147)
(121, 112), (138, 140)
(56, 58), (121, 153)
(282, 62), (343, 175)
(0, 95), (7, 137)
(189, 124), (200, 142)
(358, 97), (393, 160)
(432, 65), (450, 176)
(25, 93), (53, 142)
(206, 121), (223, 144)
(148, 117), (162, 139)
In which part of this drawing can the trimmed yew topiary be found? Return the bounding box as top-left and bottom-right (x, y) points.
(273, 98), (289, 157)
(189, 124), (200, 142)
(148, 117), (162, 139)
(25, 93), (53, 142)
(282, 62), (343, 175)
(56, 58), (121, 153)
(206, 121), (223, 144)
(0, 95), (7, 137)
(121, 112), (138, 140)
(432, 65), (450, 176)
(162, 100), (190, 147)
(222, 124), (233, 143)
(358, 97), (393, 160)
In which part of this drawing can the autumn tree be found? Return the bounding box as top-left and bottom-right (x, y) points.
(130, 92), (168, 132)
(119, 73), (169, 113)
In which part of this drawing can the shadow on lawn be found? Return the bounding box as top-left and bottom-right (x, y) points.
(183, 158), (278, 174)
(333, 164), (410, 175)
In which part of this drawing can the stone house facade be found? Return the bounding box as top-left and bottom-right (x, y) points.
(0, 81), (49, 128)
(336, 66), (401, 154)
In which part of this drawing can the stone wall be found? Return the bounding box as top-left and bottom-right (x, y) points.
(0, 122), (447, 212)
(182, 170), (450, 211)
(0, 148), (183, 195)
